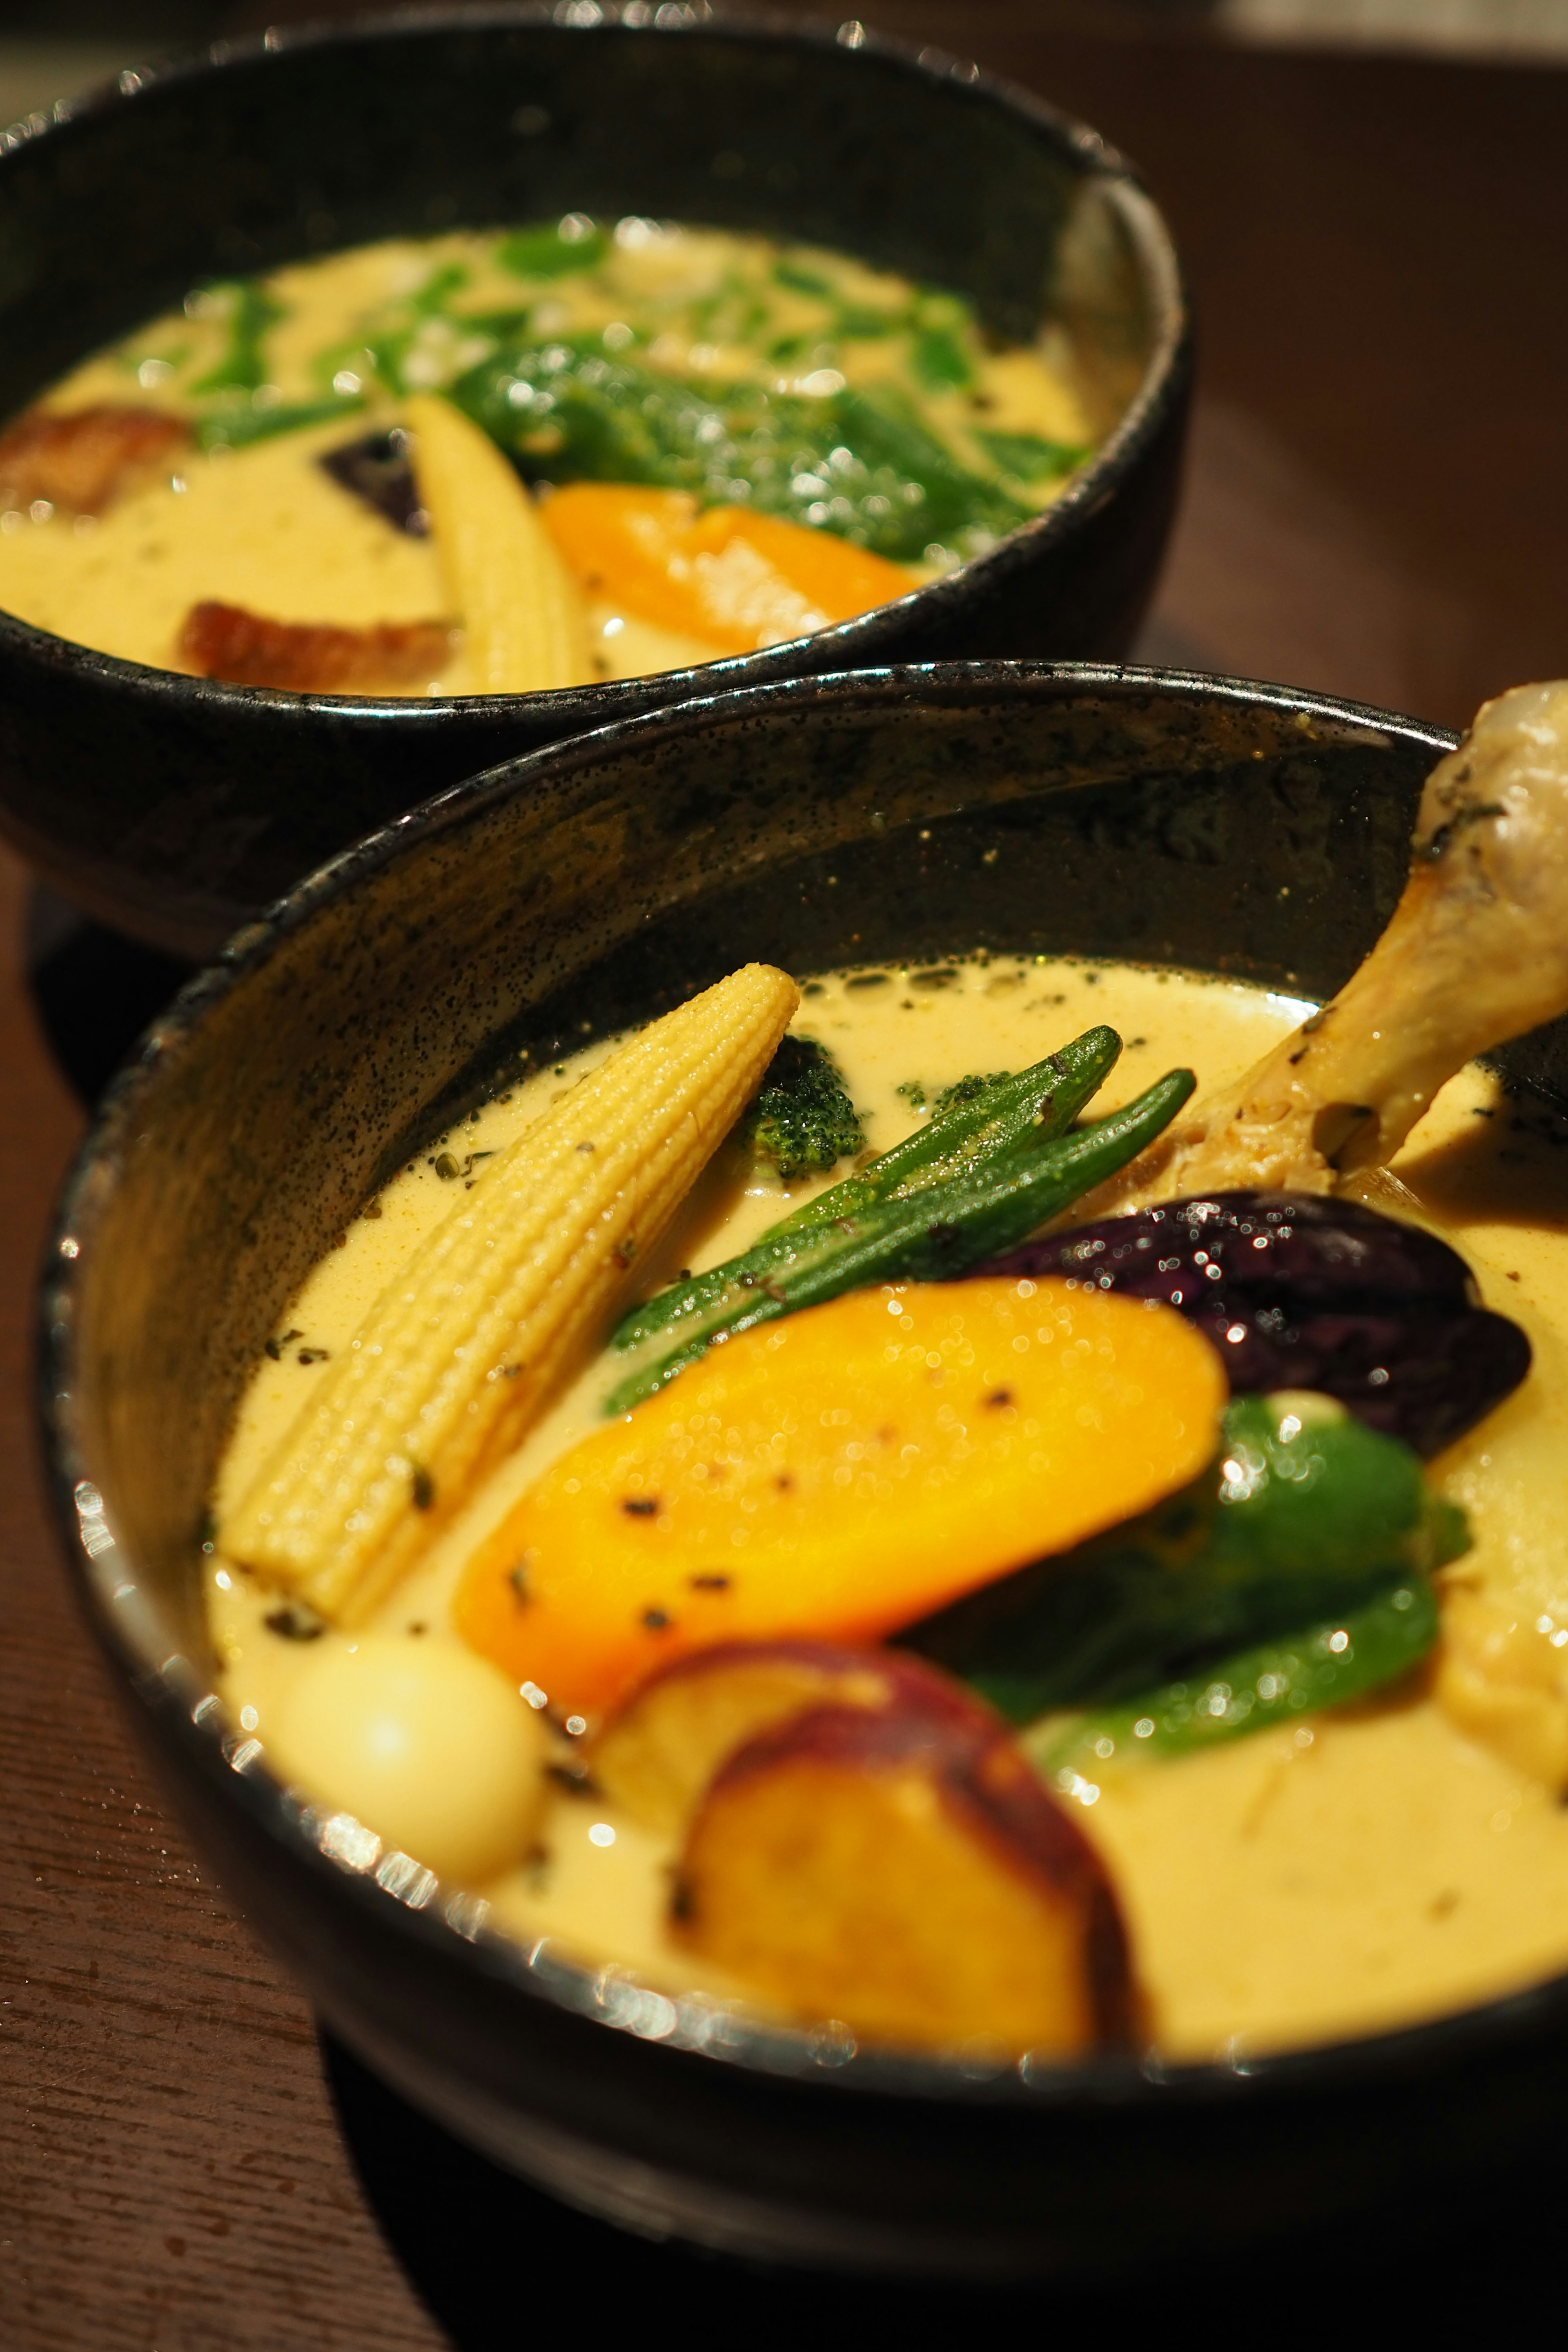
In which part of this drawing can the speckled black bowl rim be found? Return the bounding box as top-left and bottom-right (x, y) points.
(42, 656), (1568, 2118)
(0, 3), (1187, 729)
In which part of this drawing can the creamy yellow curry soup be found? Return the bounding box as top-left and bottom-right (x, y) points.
(0, 220), (1094, 696)
(205, 951), (1568, 2064)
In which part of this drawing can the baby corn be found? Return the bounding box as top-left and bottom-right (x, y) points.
(406, 392), (591, 694)
(222, 963), (800, 1623)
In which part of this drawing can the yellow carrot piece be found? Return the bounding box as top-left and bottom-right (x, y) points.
(406, 392), (591, 693)
(223, 963), (800, 1624)
(454, 1277), (1226, 1719)
(541, 482), (914, 654)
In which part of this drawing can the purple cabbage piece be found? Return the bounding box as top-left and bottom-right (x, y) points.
(982, 1191), (1529, 1457)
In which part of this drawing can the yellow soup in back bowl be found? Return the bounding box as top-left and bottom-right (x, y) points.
(0, 218), (1094, 698)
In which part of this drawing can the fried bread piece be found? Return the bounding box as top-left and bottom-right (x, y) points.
(0, 403), (189, 515)
(178, 599), (455, 694)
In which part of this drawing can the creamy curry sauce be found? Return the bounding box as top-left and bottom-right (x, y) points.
(0, 225), (1092, 688)
(206, 956), (1568, 2060)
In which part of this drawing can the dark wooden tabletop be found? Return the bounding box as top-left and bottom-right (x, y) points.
(4, 10), (1566, 2345)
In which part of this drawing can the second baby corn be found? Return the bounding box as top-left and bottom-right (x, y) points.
(221, 963), (800, 1623)
(406, 391), (592, 695)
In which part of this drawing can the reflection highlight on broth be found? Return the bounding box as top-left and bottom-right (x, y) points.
(203, 682), (1568, 2065)
(0, 217), (1094, 694)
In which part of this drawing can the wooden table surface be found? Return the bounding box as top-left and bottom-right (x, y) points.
(4, 11), (1566, 2345)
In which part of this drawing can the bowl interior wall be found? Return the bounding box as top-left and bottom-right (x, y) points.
(65, 673), (1515, 1669)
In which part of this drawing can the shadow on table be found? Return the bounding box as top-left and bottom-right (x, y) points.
(25, 890), (190, 1105)
(322, 2028), (1568, 2342)
(319, 2031), (1131, 2338)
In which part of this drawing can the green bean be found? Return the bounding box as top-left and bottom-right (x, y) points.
(197, 397), (364, 452)
(190, 279), (284, 398)
(974, 429), (1089, 482)
(611, 1025), (1122, 1354)
(601, 1066), (1195, 1416)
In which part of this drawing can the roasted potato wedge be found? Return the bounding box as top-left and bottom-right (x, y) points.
(670, 1659), (1136, 2057)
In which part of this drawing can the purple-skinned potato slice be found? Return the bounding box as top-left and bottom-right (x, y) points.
(592, 1639), (982, 1838)
(672, 1674), (1138, 2057)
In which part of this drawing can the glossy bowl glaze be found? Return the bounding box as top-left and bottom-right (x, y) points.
(47, 663), (1568, 2283)
(0, 7), (1186, 960)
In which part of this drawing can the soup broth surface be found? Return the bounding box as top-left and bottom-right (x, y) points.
(207, 955), (1568, 2060)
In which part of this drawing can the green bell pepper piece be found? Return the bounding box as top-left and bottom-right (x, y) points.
(448, 341), (1029, 560)
(902, 1394), (1468, 1719)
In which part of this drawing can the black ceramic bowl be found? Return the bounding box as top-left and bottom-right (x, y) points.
(48, 662), (1568, 2283)
(0, 7), (1186, 962)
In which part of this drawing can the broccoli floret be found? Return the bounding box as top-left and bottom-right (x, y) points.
(899, 1071), (1013, 1121)
(743, 1036), (865, 1180)
(932, 1070), (1012, 1116)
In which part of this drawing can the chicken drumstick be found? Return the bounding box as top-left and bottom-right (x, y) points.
(1098, 679), (1568, 1210)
